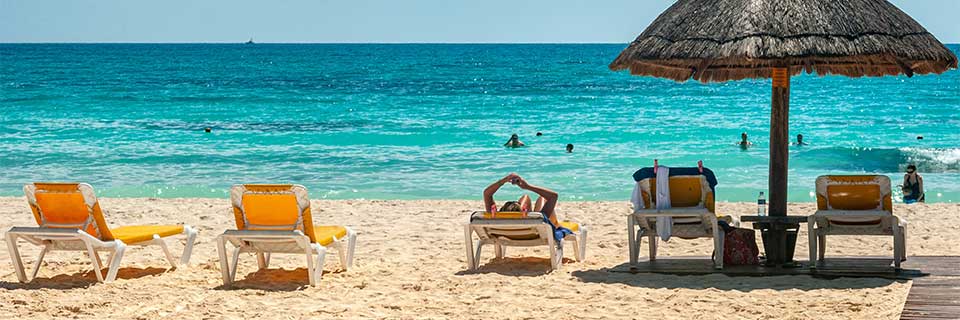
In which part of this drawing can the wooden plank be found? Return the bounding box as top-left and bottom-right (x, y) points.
(899, 257), (960, 319)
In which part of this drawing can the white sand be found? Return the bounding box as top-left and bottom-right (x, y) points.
(1, 198), (957, 319)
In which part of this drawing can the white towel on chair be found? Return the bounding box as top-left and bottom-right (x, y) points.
(656, 166), (672, 241)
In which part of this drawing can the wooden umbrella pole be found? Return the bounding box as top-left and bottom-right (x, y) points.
(769, 67), (790, 217)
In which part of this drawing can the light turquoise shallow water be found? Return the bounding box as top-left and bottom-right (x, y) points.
(1, 44), (958, 202)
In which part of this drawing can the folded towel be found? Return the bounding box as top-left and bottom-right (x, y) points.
(656, 166), (672, 241)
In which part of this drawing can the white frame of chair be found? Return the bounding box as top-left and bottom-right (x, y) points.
(216, 227), (357, 286)
(5, 225), (197, 283)
(807, 175), (907, 270)
(463, 212), (587, 271)
(627, 211), (724, 269)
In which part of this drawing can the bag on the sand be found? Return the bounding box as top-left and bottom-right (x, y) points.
(723, 228), (760, 265)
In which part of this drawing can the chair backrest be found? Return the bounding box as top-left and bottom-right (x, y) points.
(815, 175), (892, 213)
(230, 184), (318, 243)
(637, 175), (715, 213)
(23, 182), (115, 240)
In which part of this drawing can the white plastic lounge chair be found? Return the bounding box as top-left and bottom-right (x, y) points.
(5, 182), (197, 283)
(629, 167), (731, 269)
(217, 184), (357, 286)
(464, 211), (586, 271)
(808, 175), (907, 269)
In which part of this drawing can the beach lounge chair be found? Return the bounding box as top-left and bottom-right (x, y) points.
(808, 175), (907, 269)
(5, 182), (198, 283)
(464, 211), (586, 271)
(628, 165), (730, 269)
(217, 184), (357, 286)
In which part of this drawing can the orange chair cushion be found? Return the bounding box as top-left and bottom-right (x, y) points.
(241, 193), (302, 227)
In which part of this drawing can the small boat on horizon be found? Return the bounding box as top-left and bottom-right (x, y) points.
(245, 38), (255, 45)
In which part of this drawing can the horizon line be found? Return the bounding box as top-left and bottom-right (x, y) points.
(0, 41), (634, 45)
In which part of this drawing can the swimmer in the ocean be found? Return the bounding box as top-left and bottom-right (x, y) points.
(737, 132), (752, 149)
(504, 134), (525, 148)
(566, 143), (574, 153)
(536, 132), (543, 137)
(794, 134), (807, 146)
(204, 127), (212, 133)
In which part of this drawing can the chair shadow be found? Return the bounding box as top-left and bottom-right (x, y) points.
(571, 261), (908, 291)
(214, 268), (346, 291)
(0, 267), (170, 290)
(456, 257), (577, 277)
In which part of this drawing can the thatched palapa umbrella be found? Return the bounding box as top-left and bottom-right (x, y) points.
(610, 0), (957, 220)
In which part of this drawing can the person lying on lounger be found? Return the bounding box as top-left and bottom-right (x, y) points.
(483, 173), (562, 227)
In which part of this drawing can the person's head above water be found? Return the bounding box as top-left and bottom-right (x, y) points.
(906, 164), (917, 174)
(797, 134), (803, 142)
(566, 143), (574, 153)
(536, 132), (543, 137)
(741, 132), (748, 141)
(505, 133), (524, 147)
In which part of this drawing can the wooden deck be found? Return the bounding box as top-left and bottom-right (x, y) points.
(899, 256), (960, 320)
(608, 256), (960, 319)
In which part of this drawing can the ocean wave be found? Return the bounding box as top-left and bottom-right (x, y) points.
(793, 146), (960, 173)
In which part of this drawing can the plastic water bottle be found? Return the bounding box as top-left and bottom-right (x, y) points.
(757, 192), (767, 216)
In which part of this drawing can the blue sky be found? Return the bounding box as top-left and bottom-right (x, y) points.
(1, 0), (957, 43)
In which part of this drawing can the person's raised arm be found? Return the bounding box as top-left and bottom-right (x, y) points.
(484, 173), (517, 211)
(513, 177), (559, 223)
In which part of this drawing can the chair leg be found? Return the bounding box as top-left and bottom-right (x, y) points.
(84, 241), (105, 283)
(229, 246), (241, 283)
(549, 238), (561, 271)
(104, 241), (126, 282)
(892, 225), (903, 269)
(6, 234), (27, 283)
(627, 215), (637, 265)
(344, 229), (357, 269)
(304, 243), (316, 286)
(313, 245), (327, 284)
(264, 253), (271, 268)
(649, 235), (657, 261)
(473, 240), (484, 269)
(155, 234), (178, 268)
(256, 252), (267, 270)
(216, 236), (232, 285)
(712, 223), (723, 270)
(464, 225), (476, 270)
(578, 226), (587, 262)
(30, 245), (49, 280)
(180, 225), (198, 265)
(818, 234), (826, 262)
(494, 242), (504, 259)
(808, 219), (817, 269)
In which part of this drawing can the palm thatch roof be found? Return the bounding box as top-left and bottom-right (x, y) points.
(609, 0), (959, 82)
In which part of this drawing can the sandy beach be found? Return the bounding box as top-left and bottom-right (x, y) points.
(0, 197), (956, 319)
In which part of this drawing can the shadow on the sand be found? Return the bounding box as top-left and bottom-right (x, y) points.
(214, 268), (346, 291)
(571, 261), (909, 291)
(455, 257), (577, 277)
(0, 267), (170, 290)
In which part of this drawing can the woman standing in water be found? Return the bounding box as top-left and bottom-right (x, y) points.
(902, 164), (925, 203)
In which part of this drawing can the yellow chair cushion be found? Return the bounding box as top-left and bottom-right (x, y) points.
(559, 221), (579, 232)
(312, 225), (348, 246)
(827, 184), (881, 210)
(241, 193), (302, 227)
(110, 225), (184, 244)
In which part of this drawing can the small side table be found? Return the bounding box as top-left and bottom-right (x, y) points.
(740, 215), (808, 267)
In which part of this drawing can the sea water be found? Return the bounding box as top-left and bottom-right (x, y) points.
(1, 44), (958, 202)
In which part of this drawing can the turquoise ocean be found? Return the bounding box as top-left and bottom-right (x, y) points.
(1, 44), (958, 202)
